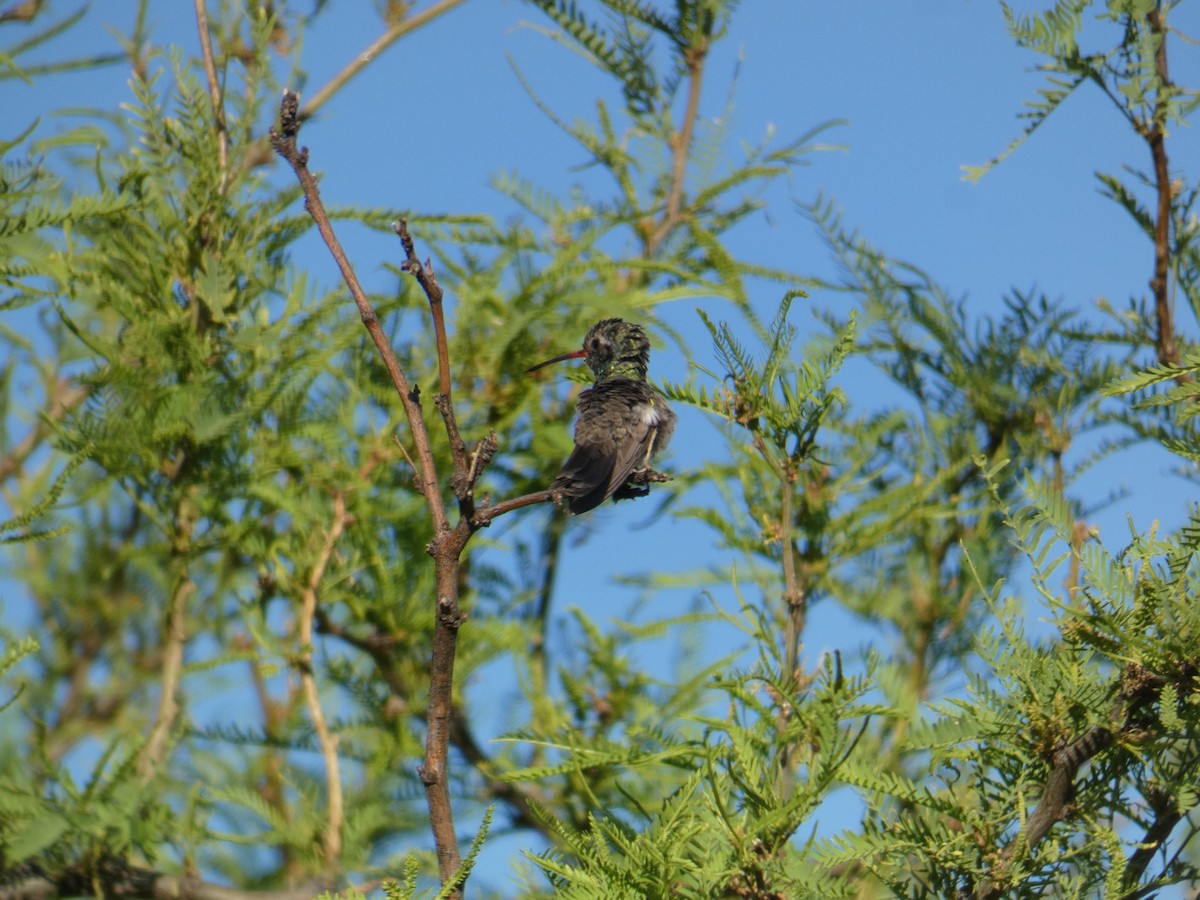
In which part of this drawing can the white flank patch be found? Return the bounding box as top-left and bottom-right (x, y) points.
(640, 404), (661, 426)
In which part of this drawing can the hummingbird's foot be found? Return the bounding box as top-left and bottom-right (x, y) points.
(612, 467), (671, 502)
(627, 466), (671, 486)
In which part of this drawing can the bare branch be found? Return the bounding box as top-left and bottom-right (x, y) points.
(270, 95), (561, 897)
(391, 219), (479, 507)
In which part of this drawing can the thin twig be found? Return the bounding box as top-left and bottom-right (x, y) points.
(1146, 6), (1178, 367)
(646, 40), (707, 255)
(300, 0), (469, 120)
(393, 219), (451, 402)
(775, 458), (804, 799)
(0, 380), (89, 483)
(139, 490), (198, 779)
(139, 575), (195, 778)
(193, 0), (228, 177)
(393, 220), (476, 503)
(297, 492), (349, 866)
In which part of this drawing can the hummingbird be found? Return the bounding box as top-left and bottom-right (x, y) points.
(528, 318), (676, 514)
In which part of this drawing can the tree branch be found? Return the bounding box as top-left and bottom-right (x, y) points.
(1121, 798), (1183, 896)
(271, 93), (465, 892)
(973, 663), (1169, 899)
(270, 92), (559, 897)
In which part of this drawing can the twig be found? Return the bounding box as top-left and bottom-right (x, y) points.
(645, 40), (707, 255)
(193, 0), (228, 177)
(1121, 801), (1184, 896)
(297, 492), (348, 866)
(775, 459), (805, 799)
(1146, 6), (1178, 368)
(393, 219), (451, 402)
(392, 220), (478, 504)
(0, 381), (89, 483)
(299, 0), (469, 121)
(138, 490), (198, 779)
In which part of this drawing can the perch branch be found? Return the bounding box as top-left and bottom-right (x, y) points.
(471, 489), (557, 526)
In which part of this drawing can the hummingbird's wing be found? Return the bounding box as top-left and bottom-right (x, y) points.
(552, 380), (667, 514)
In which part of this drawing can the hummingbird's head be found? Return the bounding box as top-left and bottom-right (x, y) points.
(527, 318), (651, 381)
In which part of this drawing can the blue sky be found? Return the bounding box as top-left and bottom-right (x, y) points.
(6, 1), (1200, 894)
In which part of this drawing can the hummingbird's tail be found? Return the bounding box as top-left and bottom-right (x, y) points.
(550, 446), (616, 514)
